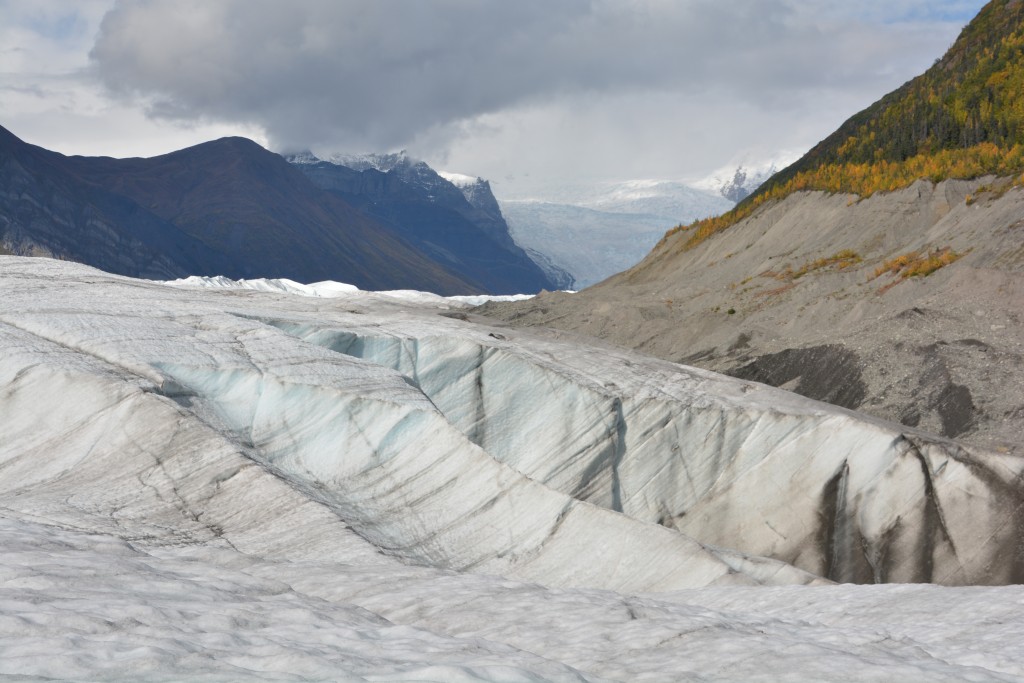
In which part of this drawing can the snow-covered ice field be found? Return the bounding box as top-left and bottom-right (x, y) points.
(1, 256), (1022, 682)
(4, 515), (1023, 682)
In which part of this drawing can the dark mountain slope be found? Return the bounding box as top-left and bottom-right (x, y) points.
(0, 127), (477, 293)
(290, 153), (558, 294)
(0, 126), (218, 278)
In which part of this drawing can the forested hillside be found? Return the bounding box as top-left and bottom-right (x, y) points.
(669, 0), (1024, 251)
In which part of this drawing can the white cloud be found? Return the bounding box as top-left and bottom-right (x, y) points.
(0, 0), (267, 156)
(0, 0), (989, 192)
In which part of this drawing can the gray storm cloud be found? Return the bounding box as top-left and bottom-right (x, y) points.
(87, 0), (956, 154)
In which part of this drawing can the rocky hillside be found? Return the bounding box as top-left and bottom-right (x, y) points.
(479, 1), (1024, 457)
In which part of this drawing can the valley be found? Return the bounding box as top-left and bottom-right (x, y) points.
(1, 1), (1023, 680)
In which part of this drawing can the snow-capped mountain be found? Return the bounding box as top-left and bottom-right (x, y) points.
(441, 170), (577, 289)
(503, 177), (732, 218)
(439, 170), (504, 220)
(322, 150), (454, 199)
(693, 154), (801, 202)
(716, 164), (778, 202)
(318, 150), (412, 173)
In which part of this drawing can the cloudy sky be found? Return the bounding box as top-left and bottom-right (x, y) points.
(0, 0), (987, 198)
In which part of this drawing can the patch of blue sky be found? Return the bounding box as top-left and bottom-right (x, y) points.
(882, 1), (991, 24)
(804, 0), (989, 25)
(26, 11), (85, 41)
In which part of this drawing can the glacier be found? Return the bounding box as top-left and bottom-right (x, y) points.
(1, 255), (1023, 682)
(498, 177), (733, 288)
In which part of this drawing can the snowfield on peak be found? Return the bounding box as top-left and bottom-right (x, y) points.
(439, 170), (482, 187)
(1, 256), (1023, 682)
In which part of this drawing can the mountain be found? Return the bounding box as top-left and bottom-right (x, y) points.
(287, 151), (560, 294)
(763, 0), (1024, 196)
(672, 0), (1024, 252)
(478, 1), (1024, 458)
(503, 178), (732, 218)
(713, 164), (778, 202)
(499, 180), (732, 287)
(441, 171), (576, 289)
(0, 126), (477, 293)
(437, 171), (517, 248)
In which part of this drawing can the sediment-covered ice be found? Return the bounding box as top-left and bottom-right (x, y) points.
(1, 256), (1023, 681)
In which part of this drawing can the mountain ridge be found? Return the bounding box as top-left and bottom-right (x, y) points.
(666, 0), (1024, 252)
(286, 151), (562, 293)
(0, 126), (479, 293)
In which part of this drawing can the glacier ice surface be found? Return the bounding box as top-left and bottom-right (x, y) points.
(1, 256), (1023, 682)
